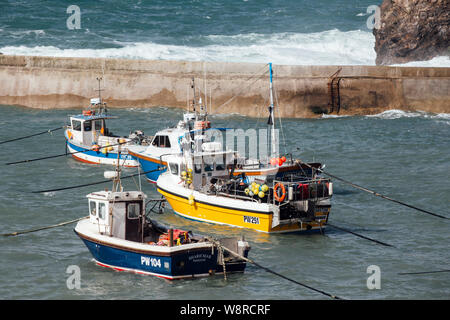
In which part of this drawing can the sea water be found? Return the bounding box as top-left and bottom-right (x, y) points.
(0, 105), (448, 299)
(0, 0), (449, 67)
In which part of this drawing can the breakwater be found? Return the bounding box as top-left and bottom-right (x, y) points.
(0, 55), (448, 118)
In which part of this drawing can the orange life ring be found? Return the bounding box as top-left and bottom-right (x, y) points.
(92, 144), (100, 152)
(274, 183), (286, 202)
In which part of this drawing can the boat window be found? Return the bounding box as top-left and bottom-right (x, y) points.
(194, 163), (202, 173)
(216, 162), (225, 171)
(127, 203), (140, 219)
(94, 120), (103, 131)
(89, 200), (97, 216)
(84, 120), (92, 132)
(169, 163), (178, 175)
(98, 202), (107, 220)
(72, 120), (82, 131)
(216, 154), (226, 171)
(204, 163), (213, 172)
(152, 135), (171, 148)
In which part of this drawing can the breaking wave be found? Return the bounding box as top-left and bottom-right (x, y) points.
(366, 110), (450, 120)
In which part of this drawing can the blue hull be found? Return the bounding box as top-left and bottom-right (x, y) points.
(66, 140), (135, 164)
(130, 155), (166, 183)
(75, 231), (246, 279)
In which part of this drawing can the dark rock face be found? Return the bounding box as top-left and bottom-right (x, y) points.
(373, 0), (449, 65)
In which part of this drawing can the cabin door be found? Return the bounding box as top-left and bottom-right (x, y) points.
(125, 202), (142, 242)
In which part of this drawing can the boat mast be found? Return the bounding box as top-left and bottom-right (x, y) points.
(268, 63), (277, 158)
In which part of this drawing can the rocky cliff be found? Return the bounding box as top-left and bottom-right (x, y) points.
(373, 0), (449, 65)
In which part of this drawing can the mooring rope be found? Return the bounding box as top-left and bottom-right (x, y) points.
(31, 167), (166, 193)
(398, 269), (450, 276)
(0, 126), (63, 145)
(5, 140), (129, 165)
(1, 216), (89, 237)
(327, 223), (395, 248)
(212, 240), (343, 300)
(295, 159), (449, 220)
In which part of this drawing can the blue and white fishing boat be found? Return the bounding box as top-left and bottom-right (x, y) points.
(65, 96), (150, 167)
(128, 78), (212, 182)
(74, 169), (251, 280)
(129, 65), (323, 183)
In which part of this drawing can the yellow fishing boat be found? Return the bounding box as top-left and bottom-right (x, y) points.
(156, 146), (332, 234)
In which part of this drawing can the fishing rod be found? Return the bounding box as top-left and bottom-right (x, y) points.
(212, 239), (343, 300)
(294, 159), (449, 220)
(31, 167), (166, 194)
(0, 126), (63, 145)
(5, 140), (129, 165)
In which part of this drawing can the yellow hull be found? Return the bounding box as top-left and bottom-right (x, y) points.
(157, 187), (330, 234)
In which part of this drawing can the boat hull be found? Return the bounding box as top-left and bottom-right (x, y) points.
(128, 150), (167, 183)
(157, 185), (330, 234)
(75, 230), (246, 280)
(66, 140), (138, 167)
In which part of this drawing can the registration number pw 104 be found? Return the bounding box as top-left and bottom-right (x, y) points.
(141, 256), (161, 268)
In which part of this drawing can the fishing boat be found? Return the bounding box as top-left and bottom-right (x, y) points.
(128, 78), (214, 182)
(155, 63), (333, 233)
(74, 166), (251, 279)
(65, 80), (151, 167)
(129, 68), (321, 183)
(156, 141), (333, 233)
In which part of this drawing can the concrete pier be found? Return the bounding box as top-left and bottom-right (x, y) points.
(0, 55), (448, 117)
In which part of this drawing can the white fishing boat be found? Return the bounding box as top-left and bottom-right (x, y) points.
(65, 95), (151, 167)
(129, 68), (321, 183)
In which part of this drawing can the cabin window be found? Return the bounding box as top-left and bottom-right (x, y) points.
(152, 135), (171, 148)
(204, 163), (213, 172)
(216, 162), (225, 171)
(215, 154), (226, 171)
(72, 120), (82, 131)
(169, 163), (178, 175)
(94, 120), (103, 131)
(194, 163), (202, 174)
(98, 202), (107, 220)
(127, 203), (140, 219)
(84, 120), (92, 132)
(89, 200), (97, 216)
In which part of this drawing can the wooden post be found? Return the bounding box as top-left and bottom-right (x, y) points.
(169, 228), (173, 247)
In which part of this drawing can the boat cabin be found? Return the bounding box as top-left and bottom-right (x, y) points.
(164, 141), (235, 191)
(67, 98), (119, 147)
(87, 190), (147, 242)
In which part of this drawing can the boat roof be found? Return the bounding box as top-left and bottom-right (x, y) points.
(86, 190), (146, 202)
(71, 114), (119, 121)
